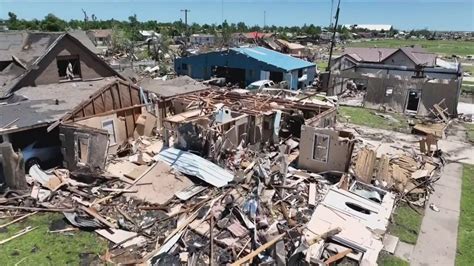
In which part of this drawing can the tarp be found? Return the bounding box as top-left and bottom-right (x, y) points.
(155, 148), (234, 187)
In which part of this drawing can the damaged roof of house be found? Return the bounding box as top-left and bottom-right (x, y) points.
(0, 78), (116, 134)
(342, 46), (437, 66)
(140, 75), (209, 98)
(0, 32), (119, 98)
(0, 30), (98, 65)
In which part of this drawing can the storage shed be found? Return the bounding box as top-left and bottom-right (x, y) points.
(174, 46), (316, 90)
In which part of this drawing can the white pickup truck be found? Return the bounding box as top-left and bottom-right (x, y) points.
(245, 80), (275, 92)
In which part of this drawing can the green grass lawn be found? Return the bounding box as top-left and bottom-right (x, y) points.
(346, 39), (474, 56)
(338, 106), (410, 132)
(0, 213), (107, 265)
(463, 65), (474, 75)
(317, 60), (328, 71)
(377, 251), (409, 266)
(457, 164), (474, 265)
(388, 203), (423, 244)
(462, 80), (474, 95)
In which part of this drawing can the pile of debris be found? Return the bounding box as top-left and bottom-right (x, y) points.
(413, 98), (453, 138)
(352, 146), (442, 207)
(0, 82), (445, 265)
(0, 129), (404, 265)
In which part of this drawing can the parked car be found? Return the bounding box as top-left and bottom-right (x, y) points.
(22, 140), (62, 171)
(246, 80), (275, 92)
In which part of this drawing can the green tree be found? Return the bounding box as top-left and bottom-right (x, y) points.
(41, 14), (66, 31)
(7, 12), (19, 29)
(127, 14), (141, 41)
(236, 22), (247, 32)
(111, 25), (130, 53)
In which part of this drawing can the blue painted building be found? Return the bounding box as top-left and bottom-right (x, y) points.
(174, 46), (316, 90)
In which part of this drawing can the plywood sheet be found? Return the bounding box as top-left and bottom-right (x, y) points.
(354, 148), (376, 183)
(129, 161), (194, 205)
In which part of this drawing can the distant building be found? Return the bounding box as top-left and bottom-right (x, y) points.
(189, 34), (216, 46)
(139, 30), (161, 42)
(174, 46), (316, 90)
(87, 29), (113, 53)
(343, 24), (393, 32)
(243, 31), (275, 42)
(330, 46), (462, 116)
(275, 39), (306, 57)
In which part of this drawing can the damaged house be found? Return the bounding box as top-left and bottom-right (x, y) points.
(174, 46), (316, 90)
(329, 46), (462, 116)
(154, 87), (355, 175)
(0, 32), (152, 186)
(87, 29), (113, 54)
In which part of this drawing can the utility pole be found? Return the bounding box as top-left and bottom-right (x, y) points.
(263, 10), (266, 29)
(180, 9), (190, 32)
(326, 0), (341, 72)
(221, 0), (224, 25)
(329, 0), (334, 27)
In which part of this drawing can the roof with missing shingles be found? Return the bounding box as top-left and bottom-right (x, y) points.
(342, 46), (437, 66)
(0, 31), (98, 65)
(0, 78), (116, 134)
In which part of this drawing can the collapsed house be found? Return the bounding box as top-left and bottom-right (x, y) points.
(0, 78), (151, 181)
(0, 70), (446, 265)
(189, 34), (217, 46)
(0, 32), (153, 187)
(158, 88), (342, 161)
(329, 46), (462, 116)
(174, 46), (316, 90)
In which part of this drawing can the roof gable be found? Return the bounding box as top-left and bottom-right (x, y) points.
(0, 33), (123, 97)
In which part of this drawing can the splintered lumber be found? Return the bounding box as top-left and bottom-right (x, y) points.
(413, 123), (445, 138)
(0, 211), (38, 229)
(101, 188), (138, 193)
(0, 206), (74, 212)
(230, 233), (285, 266)
(0, 226), (37, 245)
(376, 155), (391, 185)
(80, 206), (117, 229)
(308, 183), (317, 207)
(392, 164), (409, 192)
(324, 248), (352, 264)
(433, 100), (449, 123)
(354, 148), (376, 183)
(307, 227), (342, 245)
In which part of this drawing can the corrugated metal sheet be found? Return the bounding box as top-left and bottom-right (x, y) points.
(231, 46), (314, 71)
(156, 148), (234, 187)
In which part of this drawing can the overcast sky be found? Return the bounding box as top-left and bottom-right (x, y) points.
(0, 0), (473, 31)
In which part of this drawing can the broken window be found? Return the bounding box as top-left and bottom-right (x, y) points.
(57, 55), (81, 81)
(406, 90), (421, 112)
(74, 133), (90, 166)
(385, 87), (393, 96)
(312, 133), (330, 163)
(323, 117), (332, 127)
(102, 119), (117, 145)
